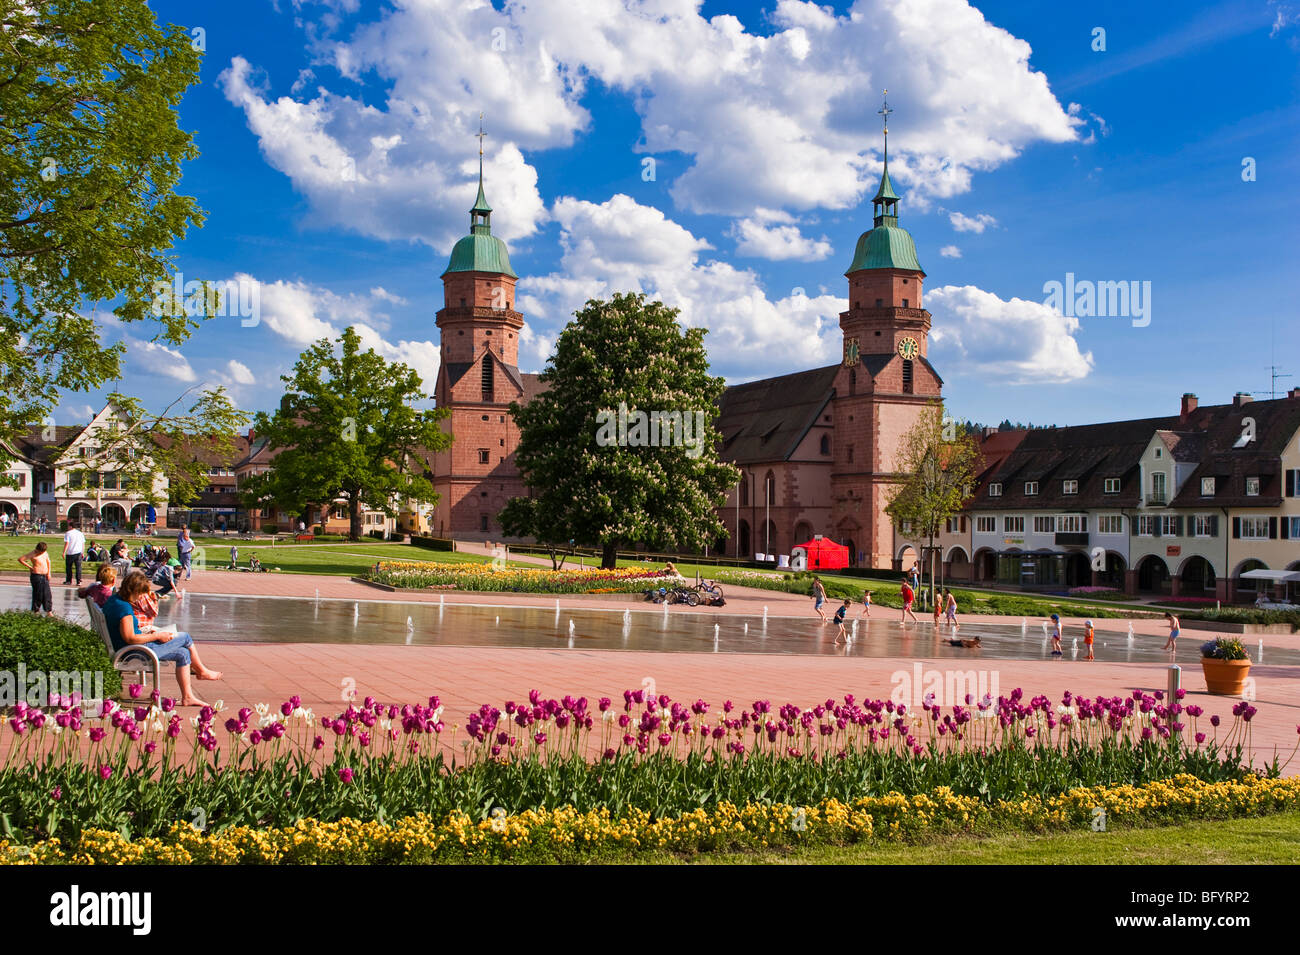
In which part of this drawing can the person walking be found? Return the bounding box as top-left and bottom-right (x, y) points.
(1083, 619), (1095, 661)
(899, 579), (919, 624)
(19, 541), (54, 616)
(859, 589), (872, 618)
(811, 576), (827, 624)
(177, 527), (195, 580)
(62, 522), (86, 585)
(1049, 613), (1063, 656)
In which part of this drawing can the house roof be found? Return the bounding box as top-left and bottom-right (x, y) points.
(1170, 398), (1300, 507)
(970, 396), (1300, 511)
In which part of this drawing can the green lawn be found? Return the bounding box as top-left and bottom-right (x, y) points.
(0, 535), (496, 578)
(619, 810), (1300, 865)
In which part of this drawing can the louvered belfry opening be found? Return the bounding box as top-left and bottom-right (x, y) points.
(481, 354), (494, 402)
(901, 358), (914, 394)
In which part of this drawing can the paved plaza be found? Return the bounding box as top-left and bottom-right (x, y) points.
(4, 567), (1297, 764)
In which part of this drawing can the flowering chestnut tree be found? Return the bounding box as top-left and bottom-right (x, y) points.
(500, 293), (739, 568)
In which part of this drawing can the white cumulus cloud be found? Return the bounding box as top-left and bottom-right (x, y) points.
(730, 210), (833, 261)
(224, 0), (1079, 241)
(522, 194), (844, 379)
(926, 284), (1093, 384)
(948, 212), (998, 233)
(939, 245), (962, 258)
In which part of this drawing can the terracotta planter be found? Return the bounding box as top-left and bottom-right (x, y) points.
(1200, 657), (1252, 695)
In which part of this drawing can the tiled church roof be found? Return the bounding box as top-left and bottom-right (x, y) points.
(716, 364), (839, 465)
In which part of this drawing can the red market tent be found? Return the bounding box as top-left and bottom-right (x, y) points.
(794, 537), (849, 570)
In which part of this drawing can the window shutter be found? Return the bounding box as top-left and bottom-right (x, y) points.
(1232, 517), (1241, 539)
(1209, 515), (1219, 537)
(1175, 516), (1184, 537)
(1287, 470), (1296, 497)
(1283, 519), (1291, 540)
(960, 516), (967, 533)
(1269, 516), (1278, 539)
(1152, 518), (1161, 538)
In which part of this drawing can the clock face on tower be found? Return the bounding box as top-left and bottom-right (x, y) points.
(897, 336), (919, 360)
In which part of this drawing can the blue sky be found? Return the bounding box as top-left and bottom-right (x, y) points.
(70, 0), (1300, 430)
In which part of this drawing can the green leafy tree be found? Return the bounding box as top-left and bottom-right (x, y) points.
(239, 327), (450, 541)
(499, 292), (740, 569)
(885, 403), (980, 607)
(0, 0), (211, 452)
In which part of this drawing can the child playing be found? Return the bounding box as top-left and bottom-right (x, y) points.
(943, 588), (958, 627)
(229, 544), (238, 570)
(899, 581), (919, 624)
(932, 593), (943, 627)
(946, 636), (982, 648)
(1161, 612), (1180, 652)
(1083, 618), (1095, 661)
(811, 577), (827, 624)
(249, 553), (262, 572)
(18, 541), (54, 616)
(77, 563), (117, 607)
(1049, 613), (1063, 656)
(832, 599), (852, 644)
(859, 590), (872, 618)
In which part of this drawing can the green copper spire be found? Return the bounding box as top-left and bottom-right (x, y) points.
(845, 91), (924, 275)
(442, 113), (517, 279)
(470, 113), (493, 233)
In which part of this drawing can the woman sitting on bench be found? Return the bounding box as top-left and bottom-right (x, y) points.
(101, 571), (221, 706)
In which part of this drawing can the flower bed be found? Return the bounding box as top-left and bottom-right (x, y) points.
(1, 684), (1291, 847)
(5, 774), (1298, 864)
(363, 560), (673, 594)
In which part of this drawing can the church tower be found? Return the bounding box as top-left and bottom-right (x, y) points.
(429, 120), (530, 537)
(830, 93), (943, 568)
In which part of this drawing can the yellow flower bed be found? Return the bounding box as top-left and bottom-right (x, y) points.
(4, 774), (1297, 865)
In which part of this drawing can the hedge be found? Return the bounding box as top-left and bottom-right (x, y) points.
(0, 611), (121, 705)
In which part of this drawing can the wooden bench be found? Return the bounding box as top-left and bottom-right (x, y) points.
(84, 597), (162, 697)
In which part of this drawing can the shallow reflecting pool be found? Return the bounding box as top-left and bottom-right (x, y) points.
(7, 584), (1298, 666)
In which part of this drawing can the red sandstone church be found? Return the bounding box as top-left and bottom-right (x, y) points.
(429, 125), (941, 569)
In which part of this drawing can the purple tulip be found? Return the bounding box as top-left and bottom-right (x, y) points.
(51, 786), (62, 801)
(98, 764), (112, 780)
(128, 684), (142, 699)
(339, 767), (354, 783)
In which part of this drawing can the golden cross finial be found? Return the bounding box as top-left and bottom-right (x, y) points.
(477, 112), (486, 157)
(878, 90), (892, 164)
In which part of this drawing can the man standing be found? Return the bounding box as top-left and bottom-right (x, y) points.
(62, 522), (86, 585)
(177, 526), (195, 580)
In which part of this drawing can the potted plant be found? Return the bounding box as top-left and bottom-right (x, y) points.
(1200, 637), (1252, 695)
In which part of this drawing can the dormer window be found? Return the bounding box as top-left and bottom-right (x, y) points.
(1025, 481), (1039, 496)
(1201, 477), (1215, 496)
(1063, 480), (1078, 495)
(1104, 477), (1120, 493)
(988, 483), (1002, 497)
(1245, 476), (1260, 496)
